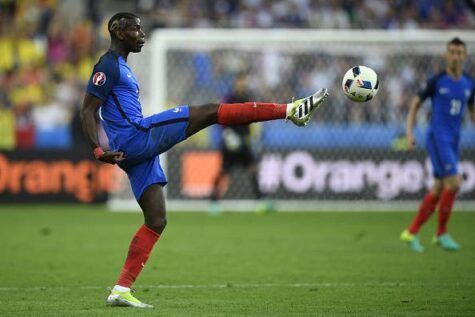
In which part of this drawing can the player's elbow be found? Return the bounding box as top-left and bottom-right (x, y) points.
(411, 97), (422, 111)
(80, 103), (97, 123)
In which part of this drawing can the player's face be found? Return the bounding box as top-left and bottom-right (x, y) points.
(445, 44), (466, 71)
(122, 18), (146, 53)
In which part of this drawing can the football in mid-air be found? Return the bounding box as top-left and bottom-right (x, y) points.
(342, 66), (379, 102)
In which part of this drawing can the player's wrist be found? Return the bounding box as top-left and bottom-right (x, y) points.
(93, 147), (105, 159)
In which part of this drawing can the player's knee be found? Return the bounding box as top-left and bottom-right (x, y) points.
(202, 103), (219, 111)
(146, 217), (167, 233)
(443, 177), (461, 193)
(199, 103), (219, 121)
(186, 103), (219, 137)
(431, 184), (444, 197)
(445, 182), (460, 193)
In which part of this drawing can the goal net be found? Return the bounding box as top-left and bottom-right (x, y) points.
(109, 29), (475, 212)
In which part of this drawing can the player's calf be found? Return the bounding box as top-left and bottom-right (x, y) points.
(186, 89), (329, 136)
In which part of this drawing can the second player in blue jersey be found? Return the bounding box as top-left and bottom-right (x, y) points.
(401, 37), (475, 253)
(420, 69), (474, 178)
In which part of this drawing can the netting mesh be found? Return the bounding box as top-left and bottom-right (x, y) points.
(111, 30), (475, 208)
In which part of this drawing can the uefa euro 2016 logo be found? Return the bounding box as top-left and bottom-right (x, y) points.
(93, 72), (107, 86)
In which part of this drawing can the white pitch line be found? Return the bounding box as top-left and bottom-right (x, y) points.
(1, 281), (473, 292)
(0, 282), (414, 292)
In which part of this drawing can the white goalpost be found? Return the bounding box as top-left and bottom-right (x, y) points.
(108, 29), (475, 212)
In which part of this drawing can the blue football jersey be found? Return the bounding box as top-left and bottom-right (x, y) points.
(86, 50), (143, 149)
(85, 50), (192, 200)
(418, 71), (475, 137)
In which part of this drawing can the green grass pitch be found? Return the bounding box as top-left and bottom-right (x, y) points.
(0, 205), (474, 317)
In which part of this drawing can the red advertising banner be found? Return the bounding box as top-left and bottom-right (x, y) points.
(0, 151), (126, 203)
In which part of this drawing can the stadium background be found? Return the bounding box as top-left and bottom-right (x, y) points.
(0, 0), (474, 209)
(1, 1), (475, 316)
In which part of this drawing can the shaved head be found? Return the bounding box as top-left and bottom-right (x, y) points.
(107, 12), (145, 55)
(108, 12), (139, 39)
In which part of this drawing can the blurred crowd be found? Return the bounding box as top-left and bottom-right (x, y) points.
(0, 0), (105, 150)
(0, 0), (474, 151)
(144, 0), (474, 29)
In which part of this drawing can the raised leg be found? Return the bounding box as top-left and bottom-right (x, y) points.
(185, 101), (288, 138)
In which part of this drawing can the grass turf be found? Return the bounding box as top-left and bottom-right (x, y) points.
(0, 205), (474, 317)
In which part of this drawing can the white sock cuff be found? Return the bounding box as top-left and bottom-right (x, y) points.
(113, 285), (130, 292)
(286, 103), (294, 118)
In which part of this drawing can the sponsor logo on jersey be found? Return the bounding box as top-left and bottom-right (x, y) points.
(465, 89), (471, 97)
(439, 87), (449, 94)
(92, 72), (106, 86)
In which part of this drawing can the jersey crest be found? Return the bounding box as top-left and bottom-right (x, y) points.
(92, 72), (107, 86)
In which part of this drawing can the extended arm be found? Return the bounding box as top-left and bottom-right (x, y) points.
(406, 96), (423, 150)
(80, 93), (124, 164)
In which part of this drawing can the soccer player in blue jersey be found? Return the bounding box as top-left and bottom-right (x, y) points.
(80, 12), (328, 308)
(401, 37), (475, 253)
